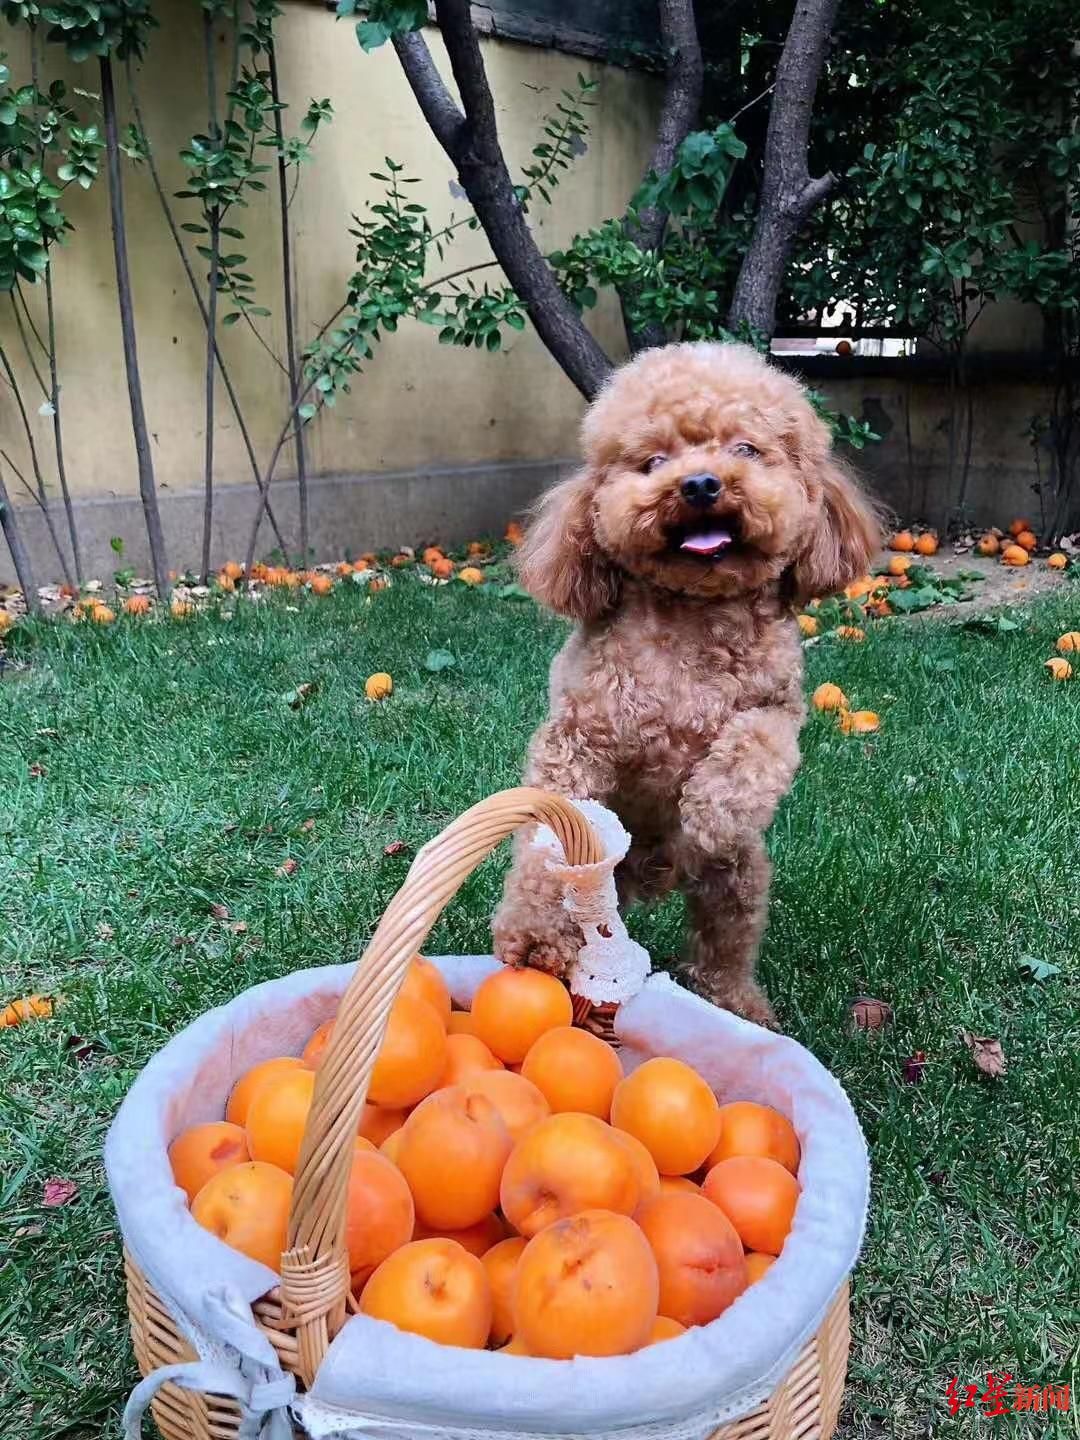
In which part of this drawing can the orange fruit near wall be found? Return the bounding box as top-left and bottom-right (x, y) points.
(245, 1066), (316, 1175)
(169, 1121), (250, 1204)
(1008, 518), (1032, 537)
(635, 1191), (748, 1328)
(1015, 529), (1038, 552)
(888, 530), (915, 552)
(399, 957), (452, 1025)
(345, 1142), (415, 1286)
(461, 1070), (550, 1141)
(705, 1100), (801, 1176)
(1001, 544), (1029, 566)
(396, 1086), (512, 1230)
(368, 992), (448, 1108)
(470, 966), (574, 1063)
(703, 1155), (800, 1256)
(520, 1025), (623, 1118)
(500, 1112), (639, 1237)
(191, 1161), (293, 1270)
(611, 1057), (721, 1175)
(225, 1057), (305, 1127)
(482, 1235), (528, 1346)
(887, 555), (912, 576)
(513, 1210), (659, 1359)
(976, 533), (1000, 556)
(360, 1238), (492, 1349)
(440, 1032), (504, 1086)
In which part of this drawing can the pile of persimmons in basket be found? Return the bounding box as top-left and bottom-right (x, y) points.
(169, 961), (801, 1359)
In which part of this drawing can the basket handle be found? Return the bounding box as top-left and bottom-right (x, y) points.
(280, 787), (602, 1383)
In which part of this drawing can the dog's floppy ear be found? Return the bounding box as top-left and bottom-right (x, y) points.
(790, 457), (882, 604)
(515, 470), (619, 622)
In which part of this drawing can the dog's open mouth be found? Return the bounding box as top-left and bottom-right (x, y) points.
(669, 518), (742, 559)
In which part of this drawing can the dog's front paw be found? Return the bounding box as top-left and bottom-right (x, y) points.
(683, 963), (779, 1030)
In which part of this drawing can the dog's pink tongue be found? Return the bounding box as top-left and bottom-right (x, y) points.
(680, 528), (733, 556)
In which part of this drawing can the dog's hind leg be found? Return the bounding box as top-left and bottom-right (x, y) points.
(681, 843), (778, 1029)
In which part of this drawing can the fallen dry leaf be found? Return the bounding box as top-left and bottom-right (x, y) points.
(14, 1223), (44, 1239)
(300, 818), (315, 832)
(28, 762), (46, 778)
(276, 858), (298, 878)
(961, 1031), (1007, 1078)
(209, 903), (230, 921)
(851, 996), (893, 1030)
(171, 935), (194, 949)
(66, 1034), (103, 1063)
(96, 922), (115, 941)
(228, 921), (248, 935)
(901, 1051), (928, 1084)
(42, 1177), (78, 1208)
(383, 840), (408, 857)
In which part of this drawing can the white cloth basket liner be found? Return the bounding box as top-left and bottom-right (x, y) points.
(107, 956), (868, 1440)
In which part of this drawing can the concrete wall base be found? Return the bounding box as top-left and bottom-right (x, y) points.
(0, 459), (574, 588)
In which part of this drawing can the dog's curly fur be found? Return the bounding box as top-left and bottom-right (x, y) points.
(492, 342), (881, 1026)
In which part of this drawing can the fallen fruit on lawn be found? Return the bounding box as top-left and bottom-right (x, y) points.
(501, 1112), (640, 1236)
(611, 1056), (720, 1175)
(505, 520), (524, 545)
(1055, 631), (1080, 652)
(745, 1252), (776, 1284)
(360, 1238), (492, 1349)
(889, 530), (915, 552)
(797, 614), (819, 637)
(365, 672), (393, 701)
(1009, 518), (1031, 537)
(225, 1056), (304, 1126)
(636, 1191), (748, 1327)
(397, 1086), (512, 1229)
(169, 1121), (251, 1203)
(520, 1025), (622, 1119)
(483, 1235), (527, 1345)
(703, 1155), (800, 1256)
(1001, 545), (1029, 567)
(336, 561), (354, 576)
(887, 555), (913, 576)
(914, 532), (938, 556)
(245, 1065), (316, 1174)
(91, 605), (116, 624)
(171, 599), (195, 619)
(1, 993), (54, 1026)
(513, 1209), (659, 1359)
(463, 1069), (550, 1141)
(422, 547), (445, 567)
(458, 567), (485, 586)
(222, 561), (244, 581)
(838, 709), (881, 735)
(310, 574), (333, 596)
(1048, 552), (1068, 569)
(1015, 529), (1038, 552)
(705, 1101), (801, 1176)
(812, 683), (848, 712)
(368, 992), (448, 1108)
(976, 534), (1000, 556)
(345, 1143), (415, 1285)
(836, 625), (866, 642)
(124, 595), (152, 615)
(471, 965), (574, 1064)
(430, 557), (455, 579)
(191, 1161), (293, 1270)
(1044, 657), (1072, 680)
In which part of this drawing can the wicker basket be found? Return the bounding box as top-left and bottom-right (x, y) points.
(122, 787), (852, 1440)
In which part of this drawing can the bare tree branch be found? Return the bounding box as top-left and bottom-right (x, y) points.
(728, 0), (841, 339)
(621, 0), (704, 353)
(393, 7), (613, 400)
(0, 463), (40, 612)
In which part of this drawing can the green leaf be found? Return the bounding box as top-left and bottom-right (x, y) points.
(180, 222), (208, 234)
(356, 18), (390, 49)
(424, 648), (456, 672)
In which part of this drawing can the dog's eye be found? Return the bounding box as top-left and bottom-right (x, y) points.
(643, 454), (668, 474)
(732, 441), (761, 459)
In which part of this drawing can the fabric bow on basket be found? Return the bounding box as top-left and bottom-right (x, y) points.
(526, 799), (651, 1043)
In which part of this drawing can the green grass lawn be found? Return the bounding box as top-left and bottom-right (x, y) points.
(2, 572), (1078, 1439)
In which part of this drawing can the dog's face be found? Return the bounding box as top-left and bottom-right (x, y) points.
(518, 343), (880, 620)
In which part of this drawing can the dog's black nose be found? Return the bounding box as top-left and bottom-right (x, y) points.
(680, 473), (722, 508)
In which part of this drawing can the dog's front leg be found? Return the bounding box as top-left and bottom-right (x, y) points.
(676, 708), (802, 1027)
(491, 717), (617, 977)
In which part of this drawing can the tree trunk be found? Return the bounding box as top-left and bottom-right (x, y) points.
(201, 9), (220, 583)
(620, 0), (703, 353)
(0, 342), (74, 586)
(100, 54), (170, 598)
(728, 0), (840, 340)
(269, 42), (309, 562)
(0, 464), (40, 612)
(393, 7), (613, 401)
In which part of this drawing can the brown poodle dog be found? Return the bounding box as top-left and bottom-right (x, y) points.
(492, 342), (880, 1027)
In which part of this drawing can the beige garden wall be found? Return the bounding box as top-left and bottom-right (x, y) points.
(0, 0), (658, 581)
